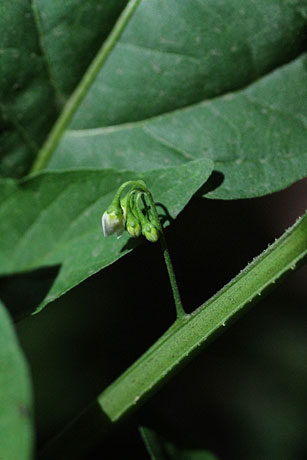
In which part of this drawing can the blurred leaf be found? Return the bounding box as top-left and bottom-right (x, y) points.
(50, 54), (307, 199)
(0, 0), (127, 177)
(0, 159), (213, 314)
(140, 426), (219, 460)
(0, 299), (33, 460)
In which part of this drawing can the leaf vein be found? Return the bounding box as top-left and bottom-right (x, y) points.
(244, 94), (307, 128)
(118, 41), (202, 63)
(142, 125), (195, 161)
(30, 0), (62, 100)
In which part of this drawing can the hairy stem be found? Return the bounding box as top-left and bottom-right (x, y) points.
(40, 212), (307, 459)
(30, 0), (141, 174)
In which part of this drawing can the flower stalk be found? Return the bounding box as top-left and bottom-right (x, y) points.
(101, 180), (185, 320)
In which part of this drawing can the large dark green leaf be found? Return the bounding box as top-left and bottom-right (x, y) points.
(68, 0), (307, 129)
(50, 55), (307, 199)
(32, 0), (128, 98)
(0, 1), (58, 177)
(0, 159), (213, 312)
(0, 0), (127, 177)
(1, 0), (306, 182)
(0, 299), (33, 459)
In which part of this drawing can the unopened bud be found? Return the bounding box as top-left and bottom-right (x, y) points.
(126, 216), (142, 238)
(142, 223), (159, 243)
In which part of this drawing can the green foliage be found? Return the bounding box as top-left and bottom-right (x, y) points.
(0, 0), (127, 177)
(0, 159), (212, 313)
(52, 0), (307, 129)
(1, 0), (306, 191)
(50, 55), (307, 199)
(0, 300), (33, 460)
(32, 0), (128, 98)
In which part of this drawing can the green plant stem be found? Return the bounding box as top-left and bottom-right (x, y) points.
(142, 186), (186, 320)
(116, 179), (186, 319)
(40, 212), (307, 460)
(30, 0), (141, 174)
(160, 232), (185, 320)
(99, 213), (307, 420)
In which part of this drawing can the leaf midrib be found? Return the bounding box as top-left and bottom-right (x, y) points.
(30, 0), (62, 100)
(62, 53), (307, 142)
(31, 0), (306, 173)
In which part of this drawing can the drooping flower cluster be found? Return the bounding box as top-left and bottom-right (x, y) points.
(101, 180), (160, 243)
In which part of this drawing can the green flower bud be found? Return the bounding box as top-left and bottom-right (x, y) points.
(142, 222), (159, 243)
(126, 215), (142, 238)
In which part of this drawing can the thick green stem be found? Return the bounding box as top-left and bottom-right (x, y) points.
(99, 213), (307, 421)
(30, 0), (141, 174)
(40, 212), (307, 460)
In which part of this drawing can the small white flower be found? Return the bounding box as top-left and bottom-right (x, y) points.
(102, 209), (125, 238)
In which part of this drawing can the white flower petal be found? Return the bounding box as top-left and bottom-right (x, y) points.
(101, 212), (110, 236)
(101, 210), (125, 237)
